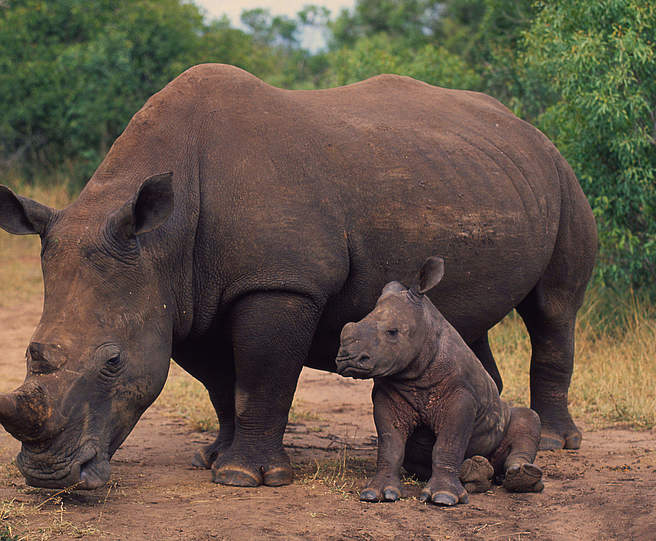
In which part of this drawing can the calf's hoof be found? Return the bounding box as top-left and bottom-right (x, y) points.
(360, 485), (401, 502)
(420, 489), (468, 506)
(503, 463), (544, 493)
(459, 456), (493, 493)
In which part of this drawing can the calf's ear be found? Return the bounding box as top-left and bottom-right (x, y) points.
(0, 186), (54, 236)
(110, 172), (174, 239)
(415, 256), (445, 295)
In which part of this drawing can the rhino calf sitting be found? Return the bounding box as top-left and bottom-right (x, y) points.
(336, 256), (544, 505)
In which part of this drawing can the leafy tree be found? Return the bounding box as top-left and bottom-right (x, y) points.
(0, 0), (204, 184)
(0, 1), (312, 186)
(241, 8), (299, 48)
(324, 0), (483, 89)
(196, 16), (279, 77)
(328, 33), (480, 89)
(330, 0), (443, 48)
(521, 1), (656, 288)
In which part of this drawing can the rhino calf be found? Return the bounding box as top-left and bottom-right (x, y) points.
(336, 256), (543, 505)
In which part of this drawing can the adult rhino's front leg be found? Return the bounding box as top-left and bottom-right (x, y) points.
(212, 291), (322, 487)
(175, 339), (236, 470)
(192, 373), (236, 469)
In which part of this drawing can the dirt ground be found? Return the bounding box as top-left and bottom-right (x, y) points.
(0, 299), (654, 540)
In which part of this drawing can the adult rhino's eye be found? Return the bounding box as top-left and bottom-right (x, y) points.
(102, 354), (123, 375)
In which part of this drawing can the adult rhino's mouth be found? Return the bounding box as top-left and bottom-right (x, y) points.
(17, 442), (110, 490)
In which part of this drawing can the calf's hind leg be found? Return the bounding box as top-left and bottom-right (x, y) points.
(493, 407), (543, 493)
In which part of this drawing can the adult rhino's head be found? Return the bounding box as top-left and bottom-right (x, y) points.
(336, 256), (445, 379)
(0, 173), (174, 489)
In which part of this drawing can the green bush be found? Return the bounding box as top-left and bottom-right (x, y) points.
(521, 1), (656, 289)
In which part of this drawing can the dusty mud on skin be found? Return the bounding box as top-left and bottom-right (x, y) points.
(0, 299), (654, 540)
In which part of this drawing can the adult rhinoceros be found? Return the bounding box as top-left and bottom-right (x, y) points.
(0, 64), (596, 489)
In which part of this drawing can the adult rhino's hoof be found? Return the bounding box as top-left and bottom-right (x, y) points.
(213, 466), (262, 487)
(539, 427), (582, 450)
(262, 465), (293, 487)
(503, 463), (544, 493)
(211, 448), (293, 487)
(192, 438), (230, 469)
(192, 450), (213, 469)
(213, 464), (294, 487)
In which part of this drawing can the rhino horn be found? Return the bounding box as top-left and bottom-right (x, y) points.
(0, 386), (47, 442)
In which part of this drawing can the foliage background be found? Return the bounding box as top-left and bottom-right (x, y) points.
(0, 0), (654, 291)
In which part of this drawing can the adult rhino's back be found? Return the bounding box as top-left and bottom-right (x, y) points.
(165, 66), (566, 339)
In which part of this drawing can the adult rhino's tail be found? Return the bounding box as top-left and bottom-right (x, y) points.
(516, 146), (597, 450)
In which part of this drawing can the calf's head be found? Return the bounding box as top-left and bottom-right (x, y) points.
(0, 173), (174, 489)
(336, 256), (444, 379)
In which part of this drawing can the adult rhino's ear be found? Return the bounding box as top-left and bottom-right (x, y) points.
(0, 185), (54, 236)
(413, 256), (445, 295)
(109, 172), (174, 239)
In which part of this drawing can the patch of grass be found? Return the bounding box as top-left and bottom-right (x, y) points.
(491, 289), (656, 429)
(0, 490), (109, 540)
(296, 447), (372, 498)
(0, 525), (17, 541)
(155, 363), (218, 433)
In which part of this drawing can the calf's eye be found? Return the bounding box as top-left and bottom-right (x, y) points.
(385, 329), (399, 337)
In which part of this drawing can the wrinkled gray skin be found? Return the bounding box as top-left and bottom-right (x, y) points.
(336, 257), (544, 505)
(0, 64), (596, 490)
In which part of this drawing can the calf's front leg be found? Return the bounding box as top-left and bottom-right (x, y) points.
(421, 391), (476, 506)
(361, 387), (413, 502)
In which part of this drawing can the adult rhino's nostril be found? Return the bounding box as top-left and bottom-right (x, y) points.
(27, 342), (63, 374)
(28, 342), (52, 365)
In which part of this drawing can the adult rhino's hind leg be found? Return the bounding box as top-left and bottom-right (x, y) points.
(212, 291), (322, 487)
(517, 158), (596, 450)
(517, 257), (594, 450)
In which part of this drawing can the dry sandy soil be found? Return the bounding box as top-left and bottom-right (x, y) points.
(0, 299), (654, 540)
